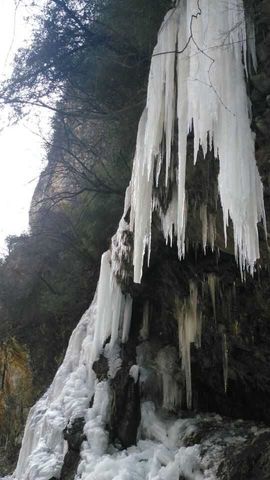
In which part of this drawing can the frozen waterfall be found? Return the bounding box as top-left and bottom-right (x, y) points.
(14, 248), (132, 480)
(12, 248), (214, 480)
(10, 1), (267, 479)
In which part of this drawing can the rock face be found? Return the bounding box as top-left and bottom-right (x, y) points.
(0, 338), (32, 474)
(216, 431), (270, 480)
(59, 418), (86, 480)
(129, 0), (270, 418)
(110, 0), (270, 434)
(131, 244), (270, 423)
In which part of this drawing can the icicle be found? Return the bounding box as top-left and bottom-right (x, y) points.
(162, 189), (179, 247)
(197, 204), (217, 253)
(140, 300), (150, 340)
(156, 346), (182, 411)
(208, 213), (216, 251)
(246, 12), (257, 73)
(93, 251), (123, 358)
(200, 204), (208, 253)
(208, 274), (217, 321)
(130, 0), (266, 283)
(222, 333), (229, 393)
(176, 282), (201, 409)
(130, 110), (154, 284)
(129, 365), (140, 383)
(121, 294), (133, 343)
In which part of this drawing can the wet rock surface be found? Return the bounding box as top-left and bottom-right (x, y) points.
(59, 418), (86, 480)
(217, 432), (270, 480)
(189, 415), (270, 480)
(63, 417), (86, 452)
(134, 244), (270, 424)
(92, 354), (109, 381)
(109, 340), (141, 448)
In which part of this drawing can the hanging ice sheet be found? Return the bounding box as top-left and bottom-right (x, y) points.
(130, 0), (266, 283)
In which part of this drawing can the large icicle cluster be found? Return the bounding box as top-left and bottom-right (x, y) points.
(131, 0), (266, 283)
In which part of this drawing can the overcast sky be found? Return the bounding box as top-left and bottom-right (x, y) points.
(0, 0), (48, 255)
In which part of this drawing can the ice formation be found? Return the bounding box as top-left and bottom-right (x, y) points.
(13, 249), (131, 480)
(93, 251), (132, 357)
(156, 346), (182, 411)
(12, 252), (213, 480)
(207, 274), (217, 321)
(139, 300), (150, 340)
(78, 400), (215, 480)
(176, 282), (202, 409)
(14, 300), (97, 480)
(200, 205), (216, 253)
(10, 1), (267, 479)
(222, 333), (229, 394)
(130, 0), (266, 283)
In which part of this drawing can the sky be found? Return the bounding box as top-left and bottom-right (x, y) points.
(0, 0), (49, 255)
